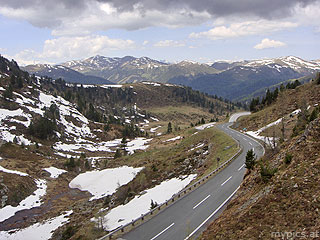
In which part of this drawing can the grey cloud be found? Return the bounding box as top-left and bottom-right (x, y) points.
(0, 0), (319, 31)
(99, 0), (318, 19)
(0, 0), (86, 9)
(1, 0), (318, 19)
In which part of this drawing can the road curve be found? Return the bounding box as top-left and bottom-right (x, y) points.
(122, 113), (264, 240)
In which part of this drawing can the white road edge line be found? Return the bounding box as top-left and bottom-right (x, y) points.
(184, 186), (240, 240)
(193, 195), (211, 210)
(221, 176), (232, 186)
(238, 164), (245, 171)
(249, 142), (252, 146)
(150, 222), (175, 240)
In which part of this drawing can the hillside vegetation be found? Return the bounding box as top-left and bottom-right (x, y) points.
(0, 55), (240, 239)
(200, 76), (320, 239)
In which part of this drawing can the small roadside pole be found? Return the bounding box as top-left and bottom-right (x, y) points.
(217, 157), (220, 167)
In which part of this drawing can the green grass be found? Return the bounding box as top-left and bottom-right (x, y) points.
(110, 125), (239, 192)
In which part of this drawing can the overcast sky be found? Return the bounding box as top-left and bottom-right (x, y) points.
(0, 0), (319, 65)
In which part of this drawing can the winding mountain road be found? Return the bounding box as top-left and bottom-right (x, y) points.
(122, 112), (264, 240)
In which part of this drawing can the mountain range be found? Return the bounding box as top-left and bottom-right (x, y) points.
(22, 63), (113, 84)
(22, 55), (320, 101)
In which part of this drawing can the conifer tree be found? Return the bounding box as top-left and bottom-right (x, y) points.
(167, 122), (172, 133)
(245, 149), (256, 170)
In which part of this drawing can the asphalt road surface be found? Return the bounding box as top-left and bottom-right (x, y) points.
(122, 113), (264, 240)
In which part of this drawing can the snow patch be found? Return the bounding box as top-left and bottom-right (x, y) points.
(188, 143), (205, 152)
(244, 109), (301, 145)
(0, 179), (47, 222)
(150, 126), (161, 133)
(0, 108), (31, 127)
(44, 167), (67, 178)
(150, 117), (159, 122)
(125, 138), (152, 155)
(69, 166), (143, 201)
(0, 166), (28, 176)
(195, 122), (215, 130)
(100, 85), (123, 88)
(0, 211), (73, 240)
(164, 136), (182, 142)
(142, 82), (161, 87)
(98, 175), (197, 231)
(53, 139), (122, 153)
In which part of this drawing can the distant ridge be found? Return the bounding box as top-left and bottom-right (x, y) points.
(23, 55), (320, 101)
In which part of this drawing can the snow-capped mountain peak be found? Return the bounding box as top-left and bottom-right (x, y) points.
(245, 56), (320, 73)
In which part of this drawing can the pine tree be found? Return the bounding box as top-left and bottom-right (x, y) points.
(167, 122), (172, 133)
(3, 84), (13, 100)
(245, 149), (256, 170)
(114, 149), (122, 159)
(121, 137), (127, 155)
(309, 107), (319, 122)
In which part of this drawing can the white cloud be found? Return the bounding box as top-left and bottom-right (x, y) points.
(143, 40), (149, 46)
(154, 40), (185, 47)
(254, 38), (286, 50)
(6, 35), (136, 65)
(189, 20), (298, 40)
(42, 35), (135, 60)
(4, 50), (46, 66)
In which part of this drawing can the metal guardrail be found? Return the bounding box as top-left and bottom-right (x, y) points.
(98, 136), (242, 240)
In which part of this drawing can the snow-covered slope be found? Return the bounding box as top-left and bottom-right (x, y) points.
(62, 55), (168, 72)
(245, 56), (320, 74)
(0, 86), (94, 145)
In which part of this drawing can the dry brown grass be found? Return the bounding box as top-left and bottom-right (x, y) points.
(200, 82), (320, 240)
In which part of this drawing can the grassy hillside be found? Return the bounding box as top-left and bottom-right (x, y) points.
(200, 78), (320, 240)
(236, 80), (320, 134)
